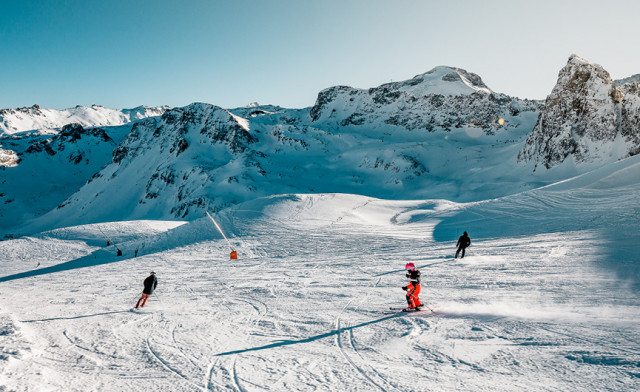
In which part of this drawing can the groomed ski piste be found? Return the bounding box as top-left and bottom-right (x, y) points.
(1, 156), (640, 391)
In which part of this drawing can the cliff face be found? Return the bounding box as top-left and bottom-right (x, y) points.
(519, 55), (640, 169)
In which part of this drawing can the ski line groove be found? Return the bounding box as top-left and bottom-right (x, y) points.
(347, 326), (399, 391)
(145, 335), (203, 390)
(335, 316), (387, 392)
(232, 357), (247, 392)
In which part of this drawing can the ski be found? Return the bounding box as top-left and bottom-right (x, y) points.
(383, 306), (432, 315)
(382, 306), (421, 314)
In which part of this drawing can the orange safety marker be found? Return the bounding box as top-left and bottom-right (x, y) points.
(230, 251), (238, 259)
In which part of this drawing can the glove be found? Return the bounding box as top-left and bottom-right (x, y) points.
(402, 286), (407, 291)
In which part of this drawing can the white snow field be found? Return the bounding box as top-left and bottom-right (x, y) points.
(1, 157), (640, 391)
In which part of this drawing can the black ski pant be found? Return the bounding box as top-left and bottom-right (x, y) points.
(455, 246), (467, 258)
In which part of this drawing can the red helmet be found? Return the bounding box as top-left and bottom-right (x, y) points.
(405, 262), (415, 271)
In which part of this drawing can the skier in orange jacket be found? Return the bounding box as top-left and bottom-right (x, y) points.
(402, 263), (423, 311)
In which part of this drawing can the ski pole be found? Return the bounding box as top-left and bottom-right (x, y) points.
(154, 290), (162, 305)
(132, 291), (142, 307)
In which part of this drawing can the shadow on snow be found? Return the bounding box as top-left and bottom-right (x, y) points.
(0, 249), (130, 283)
(215, 313), (403, 356)
(21, 310), (131, 323)
(431, 190), (640, 290)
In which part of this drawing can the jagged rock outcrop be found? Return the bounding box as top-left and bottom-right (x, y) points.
(519, 55), (640, 169)
(24, 123), (114, 162)
(0, 148), (19, 167)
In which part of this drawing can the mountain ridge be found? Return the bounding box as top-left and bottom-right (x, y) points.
(2, 55), (639, 235)
(0, 104), (167, 136)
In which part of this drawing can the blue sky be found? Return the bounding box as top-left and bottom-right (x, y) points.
(1, 0), (639, 110)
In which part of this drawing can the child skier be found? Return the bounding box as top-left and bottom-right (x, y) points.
(402, 263), (423, 311)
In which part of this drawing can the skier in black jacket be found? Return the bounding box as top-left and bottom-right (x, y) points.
(135, 272), (158, 309)
(455, 231), (471, 259)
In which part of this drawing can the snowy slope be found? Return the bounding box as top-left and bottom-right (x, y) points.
(0, 105), (167, 136)
(0, 153), (639, 391)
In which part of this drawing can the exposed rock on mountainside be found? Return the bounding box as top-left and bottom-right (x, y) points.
(519, 55), (640, 169)
(25, 124), (114, 162)
(31, 104), (260, 227)
(0, 148), (19, 167)
(310, 66), (540, 135)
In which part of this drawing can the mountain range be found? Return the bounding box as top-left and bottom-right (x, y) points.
(1, 54), (638, 236)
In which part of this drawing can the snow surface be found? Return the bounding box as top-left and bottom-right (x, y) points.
(1, 155), (639, 391)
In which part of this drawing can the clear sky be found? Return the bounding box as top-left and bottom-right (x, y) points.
(1, 0), (639, 110)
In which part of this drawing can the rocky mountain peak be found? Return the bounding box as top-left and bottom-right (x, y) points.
(113, 103), (256, 165)
(556, 54), (613, 96)
(519, 55), (640, 169)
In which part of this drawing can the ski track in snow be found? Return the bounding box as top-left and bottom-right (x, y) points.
(0, 193), (639, 391)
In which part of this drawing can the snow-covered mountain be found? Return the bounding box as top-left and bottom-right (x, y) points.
(309, 66), (539, 134)
(615, 74), (640, 86)
(0, 104), (167, 136)
(23, 81), (545, 232)
(0, 124), (118, 233)
(0, 105), (168, 234)
(519, 55), (640, 170)
(2, 57), (640, 391)
(4, 56), (640, 235)
(25, 104), (260, 228)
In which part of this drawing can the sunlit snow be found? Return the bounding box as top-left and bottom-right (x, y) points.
(1, 155), (639, 391)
